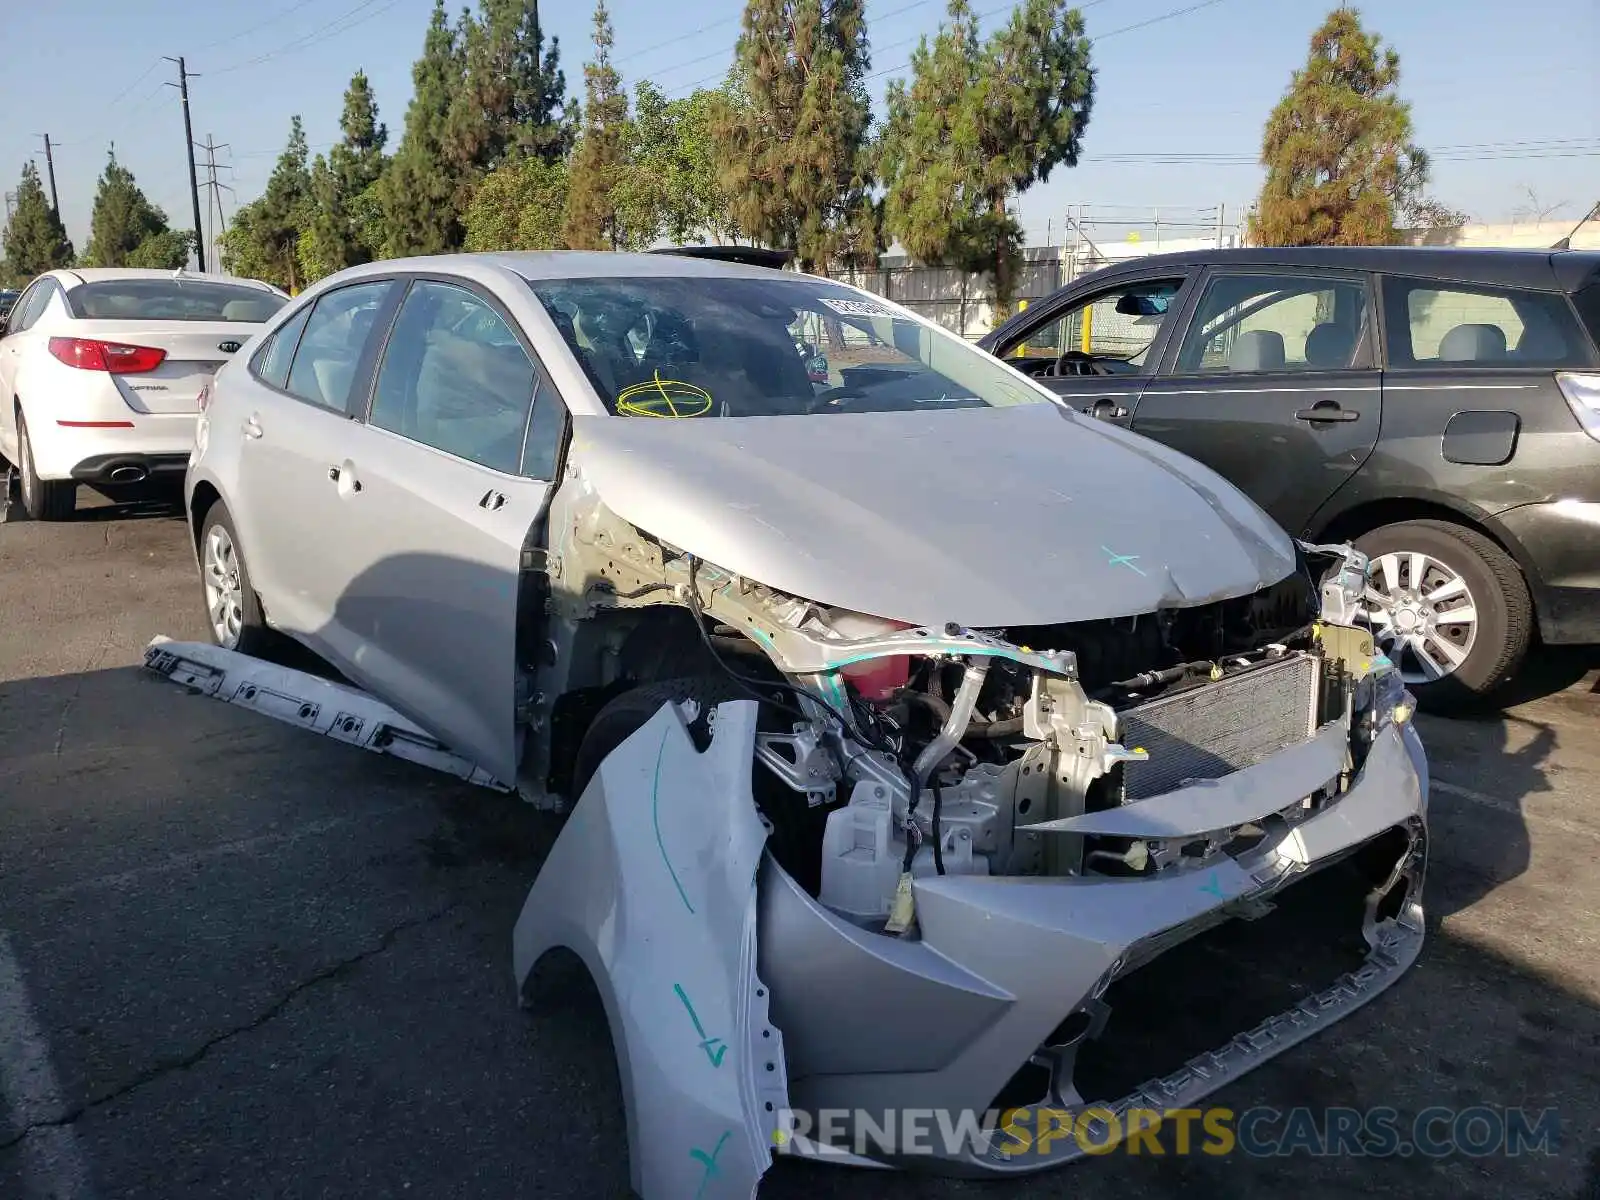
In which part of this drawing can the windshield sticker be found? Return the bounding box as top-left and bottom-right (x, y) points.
(818, 297), (894, 319)
(616, 371), (714, 418)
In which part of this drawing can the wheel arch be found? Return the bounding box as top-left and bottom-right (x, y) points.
(188, 478), (223, 555)
(1313, 495), (1544, 592)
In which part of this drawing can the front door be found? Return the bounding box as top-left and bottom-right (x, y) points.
(1131, 267), (1382, 536)
(331, 277), (568, 782)
(987, 272), (1195, 429)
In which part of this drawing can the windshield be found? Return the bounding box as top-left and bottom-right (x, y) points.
(66, 279), (286, 323)
(527, 275), (1048, 418)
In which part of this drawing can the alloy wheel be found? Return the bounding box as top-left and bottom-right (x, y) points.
(1358, 550), (1479, 685)
(203, 524), (245, 648)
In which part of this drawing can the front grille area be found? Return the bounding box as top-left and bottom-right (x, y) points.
(1119, 653), (1320, 800)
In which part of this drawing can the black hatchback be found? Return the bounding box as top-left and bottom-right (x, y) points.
(980, 246), (1600, 707)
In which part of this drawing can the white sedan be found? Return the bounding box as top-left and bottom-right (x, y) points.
(0, 268), (287, 519)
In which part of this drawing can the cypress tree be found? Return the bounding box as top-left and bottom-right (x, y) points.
(1250, 7), (1427, 247)
(3, 162), (74, 280)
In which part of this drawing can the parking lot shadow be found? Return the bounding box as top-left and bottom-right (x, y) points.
(0, 475), (187, 525)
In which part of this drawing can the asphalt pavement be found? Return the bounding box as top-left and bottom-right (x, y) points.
(1, 487), (1597, 1200)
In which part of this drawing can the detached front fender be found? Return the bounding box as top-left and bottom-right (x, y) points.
(512, 698), (789, 1200)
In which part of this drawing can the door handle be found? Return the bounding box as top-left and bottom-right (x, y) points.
(242, 415), (263, 439)
(328, 464), (363, 493)
(1294, 405), (1360, 423)
(478, 489), (507, 511)
(1081, 398), (1129, 419)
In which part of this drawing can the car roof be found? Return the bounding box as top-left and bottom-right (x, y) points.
(42, 268), (283, 292)
(334, 250), (800, 285)
(1081, 246), (1600, 292)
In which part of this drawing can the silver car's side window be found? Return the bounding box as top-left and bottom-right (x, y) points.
(251, 304), (313, 390)
(284, 282), (393, 413)
(369, 280), (536, 475)
(520, 367), (567, 481)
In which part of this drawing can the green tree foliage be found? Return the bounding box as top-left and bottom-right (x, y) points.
(379, 0), (468, 256)
(124, 228), (194, 270)
(628, 82), (742, 245)
(1249, 7), (1427, 247)
(712, 0), (875, 273)
(301, 71), (390, 282)
(563, 0), (634, 250)
(221, 116), (312, 290)
(881, 0), (1093, 313)
(3, 162), (74, 281)
(83, 148), (183, 268)
(464, 155), (568, 250)
(450, 0), (572, 176)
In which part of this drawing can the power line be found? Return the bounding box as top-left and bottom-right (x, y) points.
(193, 0), (324, 54)
(206, 0), (407, 76)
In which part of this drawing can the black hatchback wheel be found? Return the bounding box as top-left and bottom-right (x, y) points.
(1354, 519), (1532, 710)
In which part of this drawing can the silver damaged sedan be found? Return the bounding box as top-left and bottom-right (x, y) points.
(184, 252), (1429, 1198)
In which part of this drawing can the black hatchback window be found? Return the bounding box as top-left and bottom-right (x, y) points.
(1381, 276), (1595, 369)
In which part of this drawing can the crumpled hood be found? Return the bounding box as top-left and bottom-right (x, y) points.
(567, 402), (1297, 627)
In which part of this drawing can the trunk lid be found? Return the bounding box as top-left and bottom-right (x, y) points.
(69, 320), (258, 414)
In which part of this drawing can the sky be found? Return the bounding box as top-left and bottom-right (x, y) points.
(0, 0), (1595, 256)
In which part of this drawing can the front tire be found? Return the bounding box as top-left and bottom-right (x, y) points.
(17, 411), (77, 521)
(1354, 519), (1532, 711)
(198, 503), (272, 655)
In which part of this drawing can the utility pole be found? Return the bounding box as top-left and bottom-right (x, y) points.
(196, 135), (234, 276)
(3, 191), (15, 224)
(164, 56), (206, 272)
(35, 134), (60, 217)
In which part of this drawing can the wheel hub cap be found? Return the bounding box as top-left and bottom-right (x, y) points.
(1357, 550), (1479, 686)
(203, 526), (244, 648)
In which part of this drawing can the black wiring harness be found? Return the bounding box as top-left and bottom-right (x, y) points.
(681, 556), (946, 873)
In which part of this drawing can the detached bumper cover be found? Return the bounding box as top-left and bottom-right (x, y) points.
(513, 703), (1427, 1195)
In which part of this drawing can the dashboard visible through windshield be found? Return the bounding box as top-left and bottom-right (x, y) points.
(527, 275), (1047, 418)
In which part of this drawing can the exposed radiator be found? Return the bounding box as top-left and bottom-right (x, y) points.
(1119, 654), (1321, 800)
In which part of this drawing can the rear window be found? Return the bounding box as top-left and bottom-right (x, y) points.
(66, 279), (286, 323)
(1380, 275), (1595, 369)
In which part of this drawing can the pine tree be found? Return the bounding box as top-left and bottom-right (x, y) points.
(84, 148), (171, 267)
(302, 71), (390, 281)
(1250, 7), (1427, 247)
(3, 162), (74, 280)
(450, 0), (571, 176)
(711, 0), (874, 274)
(379, 0), (468, 255)
(881, 0), (1094, 314)
(221, 117), (312, 291)
(563, 0), (633, 250)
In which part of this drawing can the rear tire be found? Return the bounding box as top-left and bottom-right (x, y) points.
(17, 411), (77, 521)
(1354, 519), (1532, 712)
(197, 503), (273, 656)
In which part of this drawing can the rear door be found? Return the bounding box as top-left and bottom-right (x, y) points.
(986, 271), (1195, 428)
(232, 279), (399, 642)
(1371, 273), (1597, 510)
(1131, 266), (1381, 535)
(327, 275), (568, 782)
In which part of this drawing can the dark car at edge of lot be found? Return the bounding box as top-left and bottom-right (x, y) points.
(980, 246), (1600, 708)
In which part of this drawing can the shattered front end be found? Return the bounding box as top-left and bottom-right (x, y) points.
(512, 535), (1427, 1197)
